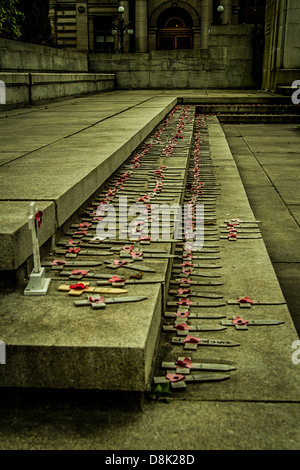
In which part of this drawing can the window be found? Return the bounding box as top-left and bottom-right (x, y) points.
(94, 16), (115, 52)
(238, 0), (266, 24)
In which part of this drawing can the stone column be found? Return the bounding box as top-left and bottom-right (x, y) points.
(223, 0), (232, 24)
(120, 0), (130, 53)
(135, 0), (148, 52)
(76, 2), (89, 52)
(201, 0), (213, 49)
(283, 0), (300, 68)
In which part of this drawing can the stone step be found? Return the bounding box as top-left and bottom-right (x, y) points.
(0, 103), (194, 393)
(217, 114), (300, 124)
(0, 92), (177, 273)
(196, 104), (300, 114)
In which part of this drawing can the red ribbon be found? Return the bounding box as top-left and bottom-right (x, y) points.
(139, 235), (151, 241)
(183, 335), (201, 343)
(181, 268), (192, 276)
(35, 211), (43, 228)
(175, 358), (193, 369)
(131, 251), (143, 258)
(113, 260), (128, 266)
(67, 248), (81, 254)
(181, 262), (193, 267)
(51, 259), (66, 266)
(174, 323), (190, 331)
(108, 276), (125, 283)
(178, 288), (191, 296)
(179, 278), (192, 284)
(74, 230), (87, 236)
(69, 283), (86, 290)
(68, 239), (81, 245)
(166, 373), (185, 383)
(237, 296), (253, 304)
(178, 298), (193, 306)
(78, 222), (91, 228)
(88, 295), (105, 303)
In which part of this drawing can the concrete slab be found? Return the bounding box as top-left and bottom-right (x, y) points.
(0, 398), (298, 450)
(0, 281), (163, 391)
(0, 92), (177, 270)
(223, 122), (300, 335)
(0, 151), (25, 165)
(288, 204), (300, 225)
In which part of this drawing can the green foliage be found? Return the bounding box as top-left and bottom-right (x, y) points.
(149, 382), (173, 403)
(0, 0), (24, 40)
(19, 0), (53, 45)
(0, 0), (54, 45)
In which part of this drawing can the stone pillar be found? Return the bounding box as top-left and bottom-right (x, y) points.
(135, 0), (148, 52)
(283, 0), (300, 68)
(222, 0), (232, 24)
(120, 0), (130, 53)
(76, 2), (89, 52)
(201, 0), (213, 49)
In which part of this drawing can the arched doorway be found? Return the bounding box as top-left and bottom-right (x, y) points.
(156, 7), (193, 50)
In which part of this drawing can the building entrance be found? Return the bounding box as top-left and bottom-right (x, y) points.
(156, 7), (193, 50)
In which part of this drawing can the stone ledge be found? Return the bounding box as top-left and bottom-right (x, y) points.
(29, 73), (115, 85)
(0, 72), (115, 107)
(0, 201), (56, 271)
(0, 282), (163, 391)
(0, 94), (177, 271)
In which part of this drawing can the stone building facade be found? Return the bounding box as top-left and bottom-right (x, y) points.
(49, 0), (266, 53)
(262, 0), (300, 92)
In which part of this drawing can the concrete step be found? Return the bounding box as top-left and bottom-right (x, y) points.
(0, 103), (194, 393)
(196, 104), (300, 114)
(217, 114), (300, 123)
(0, 92), (177, 273)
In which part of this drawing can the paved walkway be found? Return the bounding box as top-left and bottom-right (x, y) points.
(223, 123), (300, 335)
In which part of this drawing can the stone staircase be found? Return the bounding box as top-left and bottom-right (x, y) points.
(0, 94), (299, 408)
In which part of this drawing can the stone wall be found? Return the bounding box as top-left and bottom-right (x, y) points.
(0, 24), (258, 107)
(89, 25), (258, 89)
(0, 38), (115, 107)
(0, 37), (88, 72)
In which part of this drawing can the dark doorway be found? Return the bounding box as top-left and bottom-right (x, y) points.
(157, 7), (193, 50)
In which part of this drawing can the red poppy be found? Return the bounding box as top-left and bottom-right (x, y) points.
(35, 210), (43, 228)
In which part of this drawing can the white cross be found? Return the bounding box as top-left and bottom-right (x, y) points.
(24, 202), (51, 295)
(0, 340), (5, 364)
(28, 202), (42, 273)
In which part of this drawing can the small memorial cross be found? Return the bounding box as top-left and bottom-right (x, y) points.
(24, 202), (51, 295)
